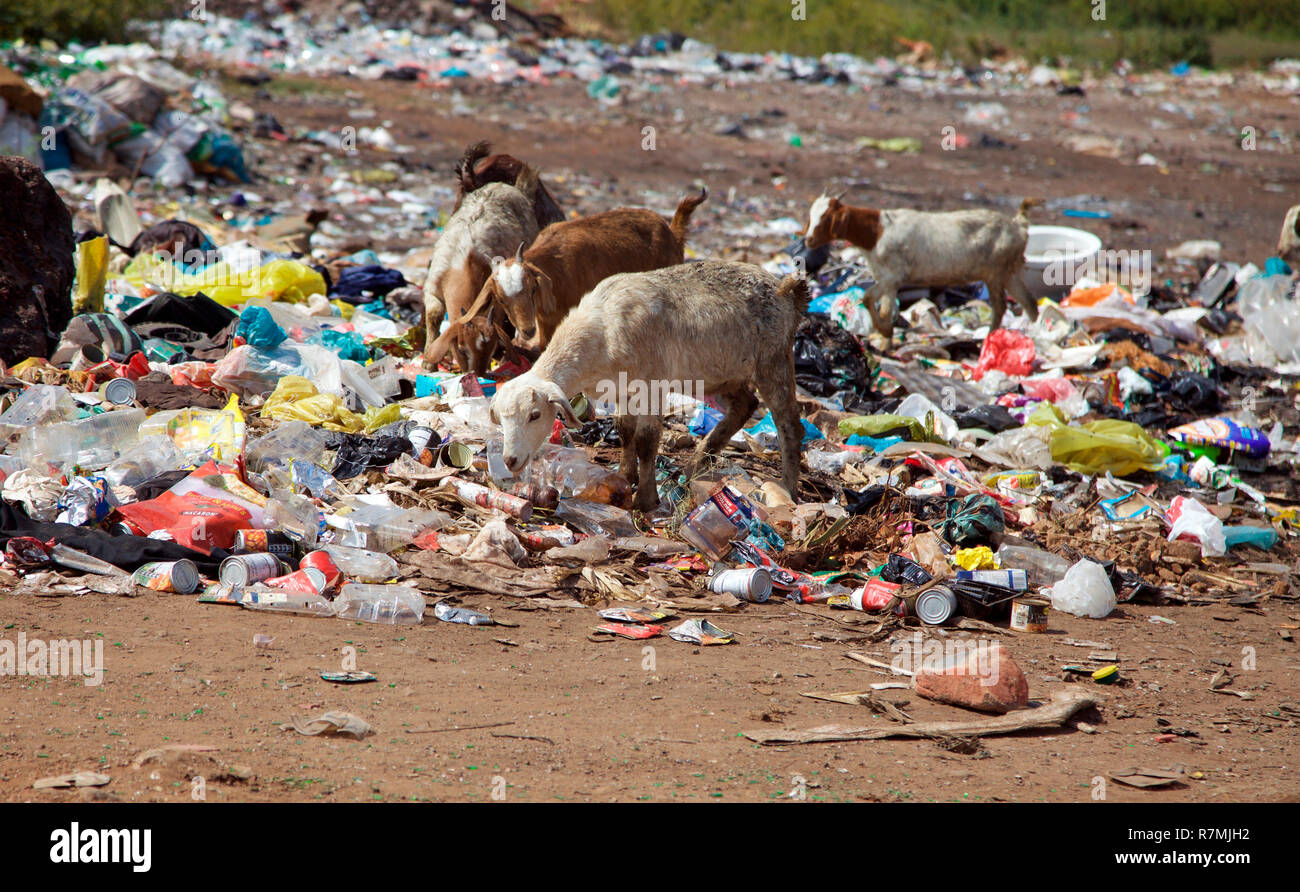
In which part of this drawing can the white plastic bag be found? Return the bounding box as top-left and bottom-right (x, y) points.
(1046, 559), (1116, 619)
(1165, 495), (1226, 557)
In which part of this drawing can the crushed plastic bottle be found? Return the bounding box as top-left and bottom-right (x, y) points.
(335, 583), (425, 624)
(995, 543), (1073, 588)
(323, 545), (399, 582)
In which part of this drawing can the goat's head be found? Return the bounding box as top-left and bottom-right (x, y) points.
(802, 194), (843, 250)
(490, 372), (580, 474)
(492, 247), (554, 343)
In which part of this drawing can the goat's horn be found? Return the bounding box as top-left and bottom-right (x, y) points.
(515, 242), (525, 262)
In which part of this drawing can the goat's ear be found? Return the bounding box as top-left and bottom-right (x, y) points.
(489, 400), (500, 425)
(532, 267), (556, 317)
(548, 393), (581, 429)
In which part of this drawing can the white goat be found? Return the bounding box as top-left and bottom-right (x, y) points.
(490, 260), (808, 512)
(803, 194), (1041, 339)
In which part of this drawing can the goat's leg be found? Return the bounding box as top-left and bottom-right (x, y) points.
(874, 283), (900, 341)
(630, 416), (664, 513)
(1007, 274), (1039, 322)
(754, 358), (803, 501)
(692, 386), (759, 473)
(616, 415), (639, 490)
(862, 282), (889, 335)
(986, 276), (1009, 330)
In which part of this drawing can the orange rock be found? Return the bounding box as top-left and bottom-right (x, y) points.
(913, 643), (1029, 714)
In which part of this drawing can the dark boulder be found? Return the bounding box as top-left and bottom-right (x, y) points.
(0, 156), (74, 365)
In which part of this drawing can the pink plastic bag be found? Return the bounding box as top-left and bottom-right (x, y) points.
(973, 329), (1035, 380)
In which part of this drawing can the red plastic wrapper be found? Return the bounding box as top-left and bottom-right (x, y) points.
(973, 328), (1035, 380)
(115, 461), (270, 554)
(5, 537), (52, 568)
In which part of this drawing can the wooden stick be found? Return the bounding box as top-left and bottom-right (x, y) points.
(742, 692), (1098, 745)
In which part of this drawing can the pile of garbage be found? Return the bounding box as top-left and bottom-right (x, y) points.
(0, 132), (1296, 663)
(1, 45), (248, 188)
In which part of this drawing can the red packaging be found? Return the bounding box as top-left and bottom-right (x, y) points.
(299, 551), (343, 591)
(263, 569), (326, 595)
(852, 578), (904, 612)
(115, 461), (268, 554)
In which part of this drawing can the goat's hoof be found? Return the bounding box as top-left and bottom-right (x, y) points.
(631, 494), (660, 514)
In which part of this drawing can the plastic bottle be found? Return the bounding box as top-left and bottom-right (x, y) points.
(245, 420), (331, 473)
(0, 385), (78, 439)
(101, 436), (188, 488)
(368, 507), (450, 553)
(525, 444), (632, 507)
(334, 583), (425, 624)
(239, 586), (338, 617)
(322, 545), (399, 582)
(555, 500), (640, 539)
(18, 407), (146, 472)
(995, 543), (1073, 588)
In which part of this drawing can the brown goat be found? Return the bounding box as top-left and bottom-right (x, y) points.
(453, 140), (566, 230)
(429, 188), (708, 360)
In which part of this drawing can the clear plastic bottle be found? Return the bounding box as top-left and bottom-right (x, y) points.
(245, 420), (331, 474)
(526, 444), (631, 507)
(18, 407), (145, 472)
(101, 436), (187, 488)
(995, 543), (1072, 588)
(334, 583), (425, 625)
(323, 545), (400, 583)
(239, 587), (338, 617)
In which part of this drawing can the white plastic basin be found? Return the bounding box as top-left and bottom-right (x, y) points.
(1022, 225), (1104, 297)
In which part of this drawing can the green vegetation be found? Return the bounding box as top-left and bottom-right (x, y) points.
(2, 0), (1296, 69)
(586, 0), (1300, 68)
(0, 0), (180, 45)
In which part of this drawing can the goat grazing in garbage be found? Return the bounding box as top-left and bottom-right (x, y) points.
(489, 260), (807, 513)
(803, 193), (1041, 340)
(431, 188), (707, 355)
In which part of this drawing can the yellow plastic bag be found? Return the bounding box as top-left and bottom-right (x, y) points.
(73, 236), (109, 315)
(951, 546), (998, 570)
(261, 376), (364, 432)
(361, 402), (402, 434)
(124, 255), (325, 307)
(1049, 419), (1169, 476)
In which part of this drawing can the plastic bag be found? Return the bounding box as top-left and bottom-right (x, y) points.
(262, 376), (364, 433)
(1166, 495), (1226, 558)
(974, 424), (1054, 470)
(235, 306), (287, 350)
(124, 255), (325, 307)
(973, 329), (1035, 380)
(73, 236), (109, 316)
(116, 461), (268, 553)
(936, 494), (1005, 547)
(1046, 559), (1116, 618)
(1032, 408), (1169, 476)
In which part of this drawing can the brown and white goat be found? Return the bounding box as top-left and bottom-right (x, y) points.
(803, 194), (1041, 339)
(490, 260), (808, 512)
(421, 166), (542, 371)
(453, 140), (566, 230)
(432, 189), (707, 357)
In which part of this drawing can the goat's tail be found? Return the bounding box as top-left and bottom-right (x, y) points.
(777, 273), (810, 314)
(669, 187), (709, 246)
(513, 164), (542, 202)
(454, 140), (492, 194)
(1017, 197), (1044, 219)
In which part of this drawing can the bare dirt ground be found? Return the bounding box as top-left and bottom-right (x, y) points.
(3, 70), (1299, 803)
